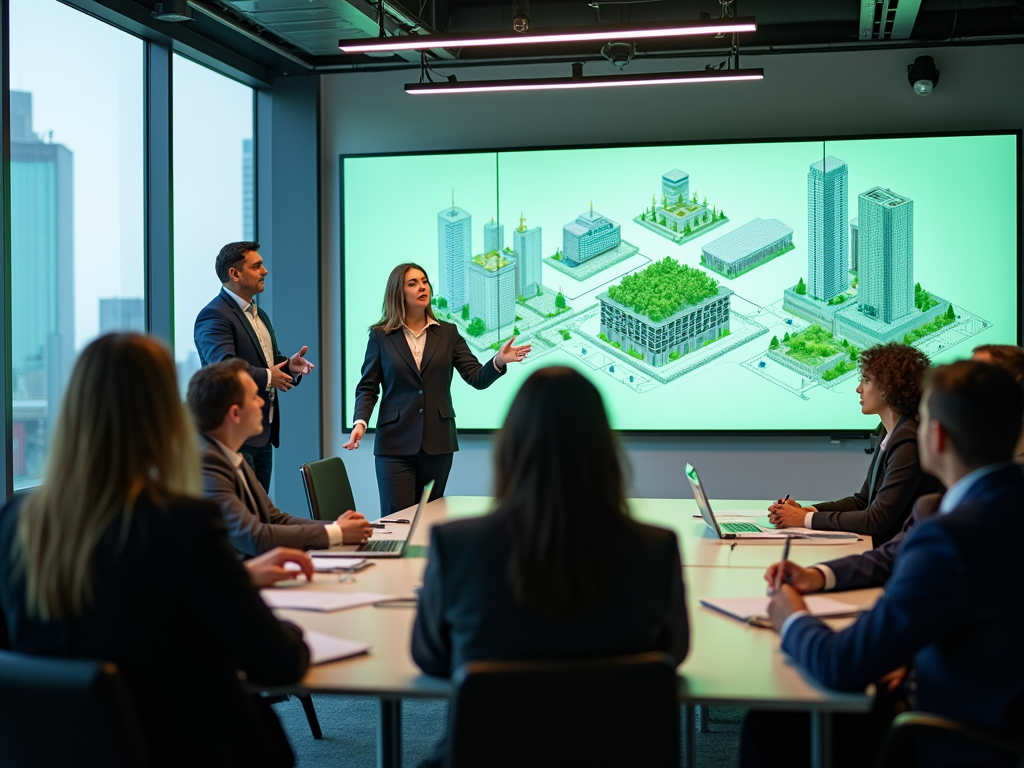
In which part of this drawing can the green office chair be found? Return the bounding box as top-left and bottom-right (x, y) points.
(300, 456), (357, 521)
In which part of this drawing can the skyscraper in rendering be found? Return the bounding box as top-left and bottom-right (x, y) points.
(513, 213), (542, 298)
(437, 195), (472, 310)
(483, 217), (504, 254)
(10, 90), (74, 483)
(467, 253), (516, 332)
(807, 157), (848, 302)
(857, 187), (914, 324)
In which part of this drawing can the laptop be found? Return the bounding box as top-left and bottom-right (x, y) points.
(684, 464), (858, 541)
(310, 480), (434, 559)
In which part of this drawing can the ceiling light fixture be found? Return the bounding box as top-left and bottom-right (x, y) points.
(340, 17), (756, 54)
(405, 67), (763, 95)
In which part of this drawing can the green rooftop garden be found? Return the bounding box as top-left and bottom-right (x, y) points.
(472, 250), (510, 272)
(608, 257), (719, 322)
(783, 323), (845, 365)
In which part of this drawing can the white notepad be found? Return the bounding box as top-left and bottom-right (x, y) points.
(260, 590), (395, 612)
(303, 630), (370, 665)
(700, 595), (865, 623)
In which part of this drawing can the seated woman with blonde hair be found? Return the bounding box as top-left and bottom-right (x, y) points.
(0, 334), (308, 767)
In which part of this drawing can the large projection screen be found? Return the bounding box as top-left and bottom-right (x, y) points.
(342, 133), (1021, 433)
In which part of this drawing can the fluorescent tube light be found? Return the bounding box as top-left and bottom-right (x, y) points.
(340, 17), (757, 54)
(405, 68), (764, 95)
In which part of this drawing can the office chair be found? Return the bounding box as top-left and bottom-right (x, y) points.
(0, 650), (151, 767)
(445, 652), (680, 768)
(300, 456), (357, 521)
(874, 711), (1024, 768)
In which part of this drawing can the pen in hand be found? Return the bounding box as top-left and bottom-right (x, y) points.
(772, 536), (792, 595)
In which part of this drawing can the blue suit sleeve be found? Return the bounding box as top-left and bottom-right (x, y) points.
(782, 522), (966, 691)
(195, 306), (270, 392)
(411, 528), (452, 678)
(825, 533), (902, 590)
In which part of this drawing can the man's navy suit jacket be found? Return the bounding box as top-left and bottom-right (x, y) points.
(784, 463), (1024, 766)
(194, 289), (298, 448)
(353, 321), (503, 456)
(823, 492), (943, 591)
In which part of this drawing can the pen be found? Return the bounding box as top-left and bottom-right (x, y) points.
(370, 523), (386, 529)
(773, 536), (792, 594)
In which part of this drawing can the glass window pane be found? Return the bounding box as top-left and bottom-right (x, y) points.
(9, 0), (144, 489)
(172, 55), (254, 392)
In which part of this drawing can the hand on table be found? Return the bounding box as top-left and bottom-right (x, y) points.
(337, 509), (374, 544)
(496, 336), (532, 366)
(269, 360), (295, 391)
(768, 583), (807, 633)
(343, 423), (365, 450)
(289, 345), (316, 376)
(245, 547), (313, 587)
(764, 560), (826, 594)
(767, 498), (814, 528)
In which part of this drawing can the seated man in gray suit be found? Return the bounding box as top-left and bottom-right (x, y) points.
(187, 360), (373, 556)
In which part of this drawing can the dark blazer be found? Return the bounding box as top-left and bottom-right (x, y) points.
(783, 463), (1024, 767)
(194, 289), (299, 449)
(0, 492), (309, 768)
(822, 492), (942, 591)
(200, 434), (330, 556)
(412, 512), (690, 678)
(812, 416), (944, 543)
(353, 321), (504, 456)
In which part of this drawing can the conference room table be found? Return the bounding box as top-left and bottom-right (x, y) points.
(270, 497), (879, 768)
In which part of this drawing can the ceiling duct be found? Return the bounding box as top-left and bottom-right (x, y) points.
(860, 0), (922, 41)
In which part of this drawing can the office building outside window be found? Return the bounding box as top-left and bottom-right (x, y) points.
(8, 0), (144, 489)
(172, 55), (255, 394)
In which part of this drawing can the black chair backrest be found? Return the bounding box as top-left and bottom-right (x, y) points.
(446, 652), (679, 768)
(0, 650), (151, 767)
(874, 711), (1024, 768)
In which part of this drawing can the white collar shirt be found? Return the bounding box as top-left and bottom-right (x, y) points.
(402, 317), (440, 370)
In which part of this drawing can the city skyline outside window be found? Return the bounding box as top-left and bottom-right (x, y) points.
(172, 54), (254, 393)
(8, 0), (144, 489)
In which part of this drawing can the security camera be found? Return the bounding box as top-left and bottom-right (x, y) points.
(512, 0), (530, 33)
(601, 41), (635, 69)
(908, 56), (939, 96)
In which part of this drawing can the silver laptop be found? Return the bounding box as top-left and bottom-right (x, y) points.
(684, 464), (857, 541)
(684, 463), (794, 539)
(310, 480), (434, 559)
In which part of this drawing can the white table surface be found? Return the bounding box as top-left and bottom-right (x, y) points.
(274, 496), (874, 712)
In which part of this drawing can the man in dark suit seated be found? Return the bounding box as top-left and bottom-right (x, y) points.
(187, 360), (373, 556)
(194, 241), (315, 492)
(751, 361), (1024, 768)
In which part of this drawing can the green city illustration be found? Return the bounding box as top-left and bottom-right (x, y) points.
(428, 157), (992, 400)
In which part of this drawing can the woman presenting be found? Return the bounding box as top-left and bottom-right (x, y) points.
(344, 263), (530, 516)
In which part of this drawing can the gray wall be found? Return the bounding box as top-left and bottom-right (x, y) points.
(319, 44), (1024, 514)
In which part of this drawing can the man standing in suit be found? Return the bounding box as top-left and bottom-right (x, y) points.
(194, 241), (315, 491)
(754, 361), (1024, 768)
(187, 360), (373, 556)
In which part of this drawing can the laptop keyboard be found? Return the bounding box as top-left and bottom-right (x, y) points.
(358, 539), (402, 553)
(721, 522), (762, 533)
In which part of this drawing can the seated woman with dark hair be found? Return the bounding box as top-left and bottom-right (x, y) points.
(0, 334), (308, 768)
(412, 365), (689, 675)
(769, 342), (944, 545)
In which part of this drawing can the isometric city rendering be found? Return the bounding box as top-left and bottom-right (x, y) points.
(425, 154), (990, 400)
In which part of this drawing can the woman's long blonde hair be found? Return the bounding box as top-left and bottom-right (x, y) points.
(371, 263), (438, 334)
(16, 333), (202, 621)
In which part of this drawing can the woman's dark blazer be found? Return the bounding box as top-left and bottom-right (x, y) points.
(812, 415), (944, 544)
(0, 493), (308, 768)
(412, 511), (690, 677)
(353, 321), (504, 456)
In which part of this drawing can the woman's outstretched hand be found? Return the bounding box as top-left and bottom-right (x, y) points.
(497, 336), (532, 366)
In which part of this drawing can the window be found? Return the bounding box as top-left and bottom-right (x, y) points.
(172, 55), (254, 393)
(9, 0), (144, 489)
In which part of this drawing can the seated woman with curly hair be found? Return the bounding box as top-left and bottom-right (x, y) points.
(768, 342), (944, 545)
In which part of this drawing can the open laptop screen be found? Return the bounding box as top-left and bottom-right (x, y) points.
(684, 463), (723, 537)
